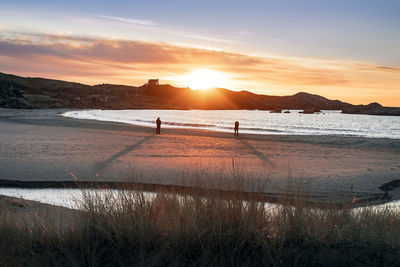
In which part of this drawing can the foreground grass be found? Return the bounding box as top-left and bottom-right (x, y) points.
(1, 186), (400, 266)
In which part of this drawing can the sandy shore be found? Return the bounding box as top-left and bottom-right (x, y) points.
(1, 108), (399, 199)
(0, 194), (81, 231)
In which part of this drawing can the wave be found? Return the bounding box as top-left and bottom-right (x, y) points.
(238, 127), (285, 133)
(162, 121), (216, 128)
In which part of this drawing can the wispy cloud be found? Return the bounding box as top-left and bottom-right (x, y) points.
(180, 33), (238, 44)
(97, 15), (157, 26)
(96, 15), (237, 45)
(235, 31), (253, 36)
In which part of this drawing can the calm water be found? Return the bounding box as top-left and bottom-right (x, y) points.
(0, 188), (398, 211)
(63, 110), (400, 139)
(0, 188), (154, 210)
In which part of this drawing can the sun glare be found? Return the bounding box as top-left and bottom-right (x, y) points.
(180, 69), (231, 90)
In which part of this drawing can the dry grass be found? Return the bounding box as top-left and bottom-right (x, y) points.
(1, 172), (400, 266)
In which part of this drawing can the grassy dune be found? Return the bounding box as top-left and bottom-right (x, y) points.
(1, 181), (400, 266)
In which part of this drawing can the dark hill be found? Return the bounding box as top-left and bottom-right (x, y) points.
(0, 72), (398, 115)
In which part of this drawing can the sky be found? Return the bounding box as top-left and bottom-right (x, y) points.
(0, 0), (399, 106)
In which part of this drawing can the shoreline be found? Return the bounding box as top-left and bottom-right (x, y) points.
(2, 108), (400, 150)
(62, 109), (400, 140)
(0, 178), (393, 208)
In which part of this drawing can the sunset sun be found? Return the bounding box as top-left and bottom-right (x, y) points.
(180, 69), (231, 90)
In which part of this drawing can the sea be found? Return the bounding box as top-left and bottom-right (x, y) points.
(62, 109), (400, 139)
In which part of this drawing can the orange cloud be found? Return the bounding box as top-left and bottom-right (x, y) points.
(0, 33), (399, 106)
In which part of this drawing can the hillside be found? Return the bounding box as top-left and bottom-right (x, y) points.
(0, 72), (399, 115)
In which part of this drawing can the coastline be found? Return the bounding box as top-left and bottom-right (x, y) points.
(1, 108), (399, 204)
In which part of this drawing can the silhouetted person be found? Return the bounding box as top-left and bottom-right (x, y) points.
(234, 121), (239, 136)
(156, 117), (161, 134)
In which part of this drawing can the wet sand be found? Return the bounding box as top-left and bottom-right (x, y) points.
(0, 108), (399, 198)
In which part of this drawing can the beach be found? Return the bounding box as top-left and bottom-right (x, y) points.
(1, 108), (399, 199)
(1, 108), (400, 265)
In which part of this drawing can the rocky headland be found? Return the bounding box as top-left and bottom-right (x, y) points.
(1, 72), (399, 115)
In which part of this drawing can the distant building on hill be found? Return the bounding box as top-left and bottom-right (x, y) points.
(147, 79), (159, 86)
